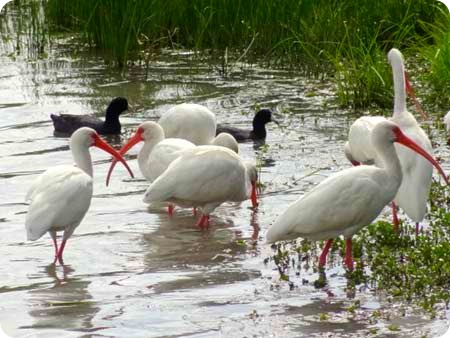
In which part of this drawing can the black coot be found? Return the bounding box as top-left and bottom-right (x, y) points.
(216, 109), (278, 141)
(51, 97), (128, 136)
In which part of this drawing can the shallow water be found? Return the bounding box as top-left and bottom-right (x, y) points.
(1, 7), (450, 338)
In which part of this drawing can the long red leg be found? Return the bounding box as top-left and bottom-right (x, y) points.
(202, 215), (210, 229)
(56, 239), (67, 265)
(318, 239), (333, 268)
(196, 215), (210, 230)
(345, 238), (353, 271)
(392, 201), (399, 232)
(51, 233), (59, 264)
(167, 204), (174, 217)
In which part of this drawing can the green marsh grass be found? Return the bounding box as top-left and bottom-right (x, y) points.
(15, 0), (450, 108)
(1, 0), (49, 59)
(419, 7), (450, 109)
(41, 0), (449, 108)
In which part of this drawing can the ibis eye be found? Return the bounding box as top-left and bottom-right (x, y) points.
(90, 133), (98, 145)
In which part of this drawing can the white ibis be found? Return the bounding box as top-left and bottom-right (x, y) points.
(444, 111), (450, 132)
(51, 97), (129, 136)
(142, 146), (258, 229)
(216, 109), (279, 141)
(212, 132), (240, 153)
(25, 127), (134, 264)
(106, 122), (238, 215)
(267, 121), (448, 271)
(344, 48), (432, 232)
(158, 103), (217, 145)
(107, 122), (195, 183)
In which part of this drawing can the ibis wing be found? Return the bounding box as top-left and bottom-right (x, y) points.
(267, 167), (392, 242)
(147, 138), (195, 181)
(144, 148), (244, 204)
(25, 166), (93, 241)
(347, 116), (386, 164)
(393, 124), (433, 222)
(158, 104), (217, 145)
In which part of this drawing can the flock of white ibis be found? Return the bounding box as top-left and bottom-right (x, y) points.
(26, 48), (448, 272)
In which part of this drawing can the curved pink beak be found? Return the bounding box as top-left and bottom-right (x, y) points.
(394, 127), (448, 185)
(106, 130), (143, 186)
(404, 72), (428, 120)
(93, 134), (134, 179)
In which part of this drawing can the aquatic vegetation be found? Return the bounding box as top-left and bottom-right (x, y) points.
(44, 0), (157, 67)
(35, 0), (450, 109)
(361, 219), (450, 313)
(1, 0), (49, 58)
(269, 179), (450, 316)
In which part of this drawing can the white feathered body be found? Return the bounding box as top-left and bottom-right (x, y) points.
(346, 48), (434, 223)
(266, 165), (400, 243)
(345, 116), (387, 165)
(25, 165), (93, 241)
(390, 112), (433, 222)
(211, 132), (239, 154)
(143, 146), (250, 214)
(139, 138), (195, 182)
(158, 103), (217, 145)
(444, 111), (450, 132)
(345, 111), (433, 222)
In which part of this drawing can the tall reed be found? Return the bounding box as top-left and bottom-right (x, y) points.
(41, 0), (448, 109)
(419, 6), (450, 110)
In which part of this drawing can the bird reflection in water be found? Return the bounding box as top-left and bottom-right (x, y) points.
(45, 262), (74, 286)
(26, 264), (105, 334)
(250, 208), (260, 241)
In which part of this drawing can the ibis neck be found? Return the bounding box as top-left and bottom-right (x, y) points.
(70, 142), (93, 177)
(375, 142), (403, 190)
(138, 134), (164, 180)
(244, 162), (257, 196)
(392, 58), (407, 118)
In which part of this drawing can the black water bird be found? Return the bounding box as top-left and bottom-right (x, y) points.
(216, 109), (278, 141)
(50, 97), (129, 136)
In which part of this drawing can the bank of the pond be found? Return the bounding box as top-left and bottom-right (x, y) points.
(21, 0), (450, 109)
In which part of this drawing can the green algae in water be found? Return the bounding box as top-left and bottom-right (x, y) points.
(269, 180), (450, 316)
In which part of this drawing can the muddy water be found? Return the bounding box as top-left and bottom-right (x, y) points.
(1, 13), (450, 338)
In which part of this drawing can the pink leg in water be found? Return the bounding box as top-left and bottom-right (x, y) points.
(196, 215), (210, 230)
(167, 205), (174, 217)
(51, 233), (59, 264)
(345, 238), (354, 271)
(392, 201), (399, 232)
(56, 239), (67, 265)
(318, 239), (333, 268)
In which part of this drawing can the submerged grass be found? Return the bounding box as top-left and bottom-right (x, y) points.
(35, 0), (450, 109)
(268, 180), (450, 316)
